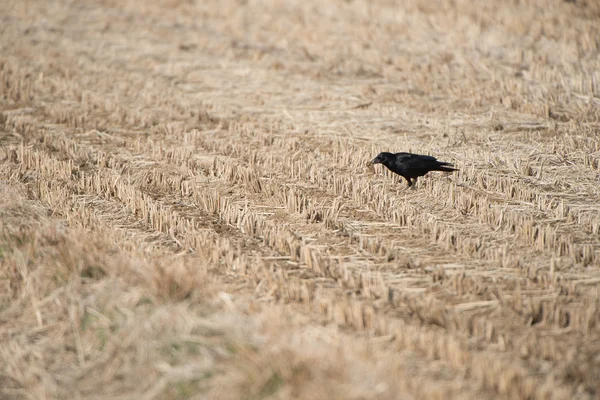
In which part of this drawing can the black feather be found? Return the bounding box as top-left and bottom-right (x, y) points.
(371, 152), (457, 187)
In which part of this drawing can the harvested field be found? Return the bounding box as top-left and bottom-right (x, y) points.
(1, 0), (600, 398)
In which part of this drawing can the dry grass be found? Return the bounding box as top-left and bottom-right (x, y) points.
(1, 0), (600, 398)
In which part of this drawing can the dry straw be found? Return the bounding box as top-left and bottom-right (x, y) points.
(2, 0), (600, 398)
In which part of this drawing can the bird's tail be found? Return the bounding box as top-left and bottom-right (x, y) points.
(436, 162), (458, 172)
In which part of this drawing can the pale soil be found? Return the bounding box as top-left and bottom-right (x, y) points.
(1, 0), (600, 399)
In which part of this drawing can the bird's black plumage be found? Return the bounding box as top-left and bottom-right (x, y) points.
(370, 152), (457, 187)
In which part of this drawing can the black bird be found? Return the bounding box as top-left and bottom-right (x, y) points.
(370, 152), (457, 187)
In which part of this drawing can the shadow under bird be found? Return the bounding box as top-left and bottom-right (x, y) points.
(370, 152), (458, 187)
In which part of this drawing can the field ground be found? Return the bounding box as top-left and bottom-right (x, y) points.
(1, 0), (600, 399)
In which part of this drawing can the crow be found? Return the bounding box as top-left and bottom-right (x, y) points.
(370, 152), (457, 187)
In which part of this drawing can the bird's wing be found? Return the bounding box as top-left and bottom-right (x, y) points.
(394, 153), (438, 165)
(394, 152), (437, 160)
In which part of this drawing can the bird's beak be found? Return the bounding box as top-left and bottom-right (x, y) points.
(370, 157), (381, 165)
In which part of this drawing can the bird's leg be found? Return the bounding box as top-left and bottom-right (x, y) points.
(403, 176), (413, 187)
(410, 177), (418, 189)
